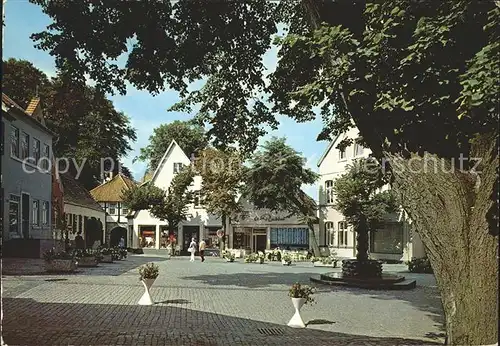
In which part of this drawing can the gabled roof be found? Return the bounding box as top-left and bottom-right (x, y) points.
(317, 134), (341, 168)
(148, 139), (190, 184)
(60, 173), (105, 213)
(1, 93), (55, 136)
(90, 174), (137, 202)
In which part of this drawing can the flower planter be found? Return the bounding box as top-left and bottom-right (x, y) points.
(287, 297), (306, 328)
(313, 261), (337, 268)
(258, 258), (265, 264)
(226, 258), (235, 263)
(101, 254), (114, 263)
(138, 278), (155, 305)
(45, 259), (77, 273)
(77, 256), (99, 267)
(282, 260), (292, 266)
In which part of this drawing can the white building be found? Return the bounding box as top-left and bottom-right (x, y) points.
(317, 127), (425, 262)
(90, 173), (136, 246)
(128, 140), (223, 252)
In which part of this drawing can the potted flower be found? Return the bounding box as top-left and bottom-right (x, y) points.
(287, 283), (316, 328)
(138, 262), (159, 305)
(74, 249), (99, 267)
(43, 249), (77, 273)
(282, 254), (292, 266)
(100, 248), (114, 263)
(258, 251), (265, 264)
(226, 252), (235, 262)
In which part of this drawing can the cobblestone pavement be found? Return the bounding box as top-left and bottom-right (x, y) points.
(2, 255), (445, 345)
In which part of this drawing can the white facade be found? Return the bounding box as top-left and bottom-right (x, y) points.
(129, 140), (222, 250)
(317, 127), (425, 261)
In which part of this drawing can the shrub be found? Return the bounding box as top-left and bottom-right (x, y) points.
(139, 262), (160, 280)
(407, 257), (433, 273)
(288, 283), (316, 305)
(43, 248), (74, 262)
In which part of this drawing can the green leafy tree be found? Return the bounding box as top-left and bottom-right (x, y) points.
(244, 137), (321, 256)
(137, 120), (208, 171)
(332, 158), (398, 264)
(122, 168), (195, 236)
(30, 1), (499, 343)
(2, 58), (137, 188)
(193, 148), (243, 253)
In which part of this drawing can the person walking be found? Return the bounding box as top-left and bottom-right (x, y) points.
(119, 236), (125, 249)
(199, 239), (206, 262)
(188, 238), (197, 262)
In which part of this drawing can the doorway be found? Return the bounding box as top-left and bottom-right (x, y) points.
(253, 234), (267, 252)
(21, 193), (30, 239)
(183, 225), (200, 254)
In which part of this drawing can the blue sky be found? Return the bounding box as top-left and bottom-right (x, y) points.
(3, 1), (329, 199)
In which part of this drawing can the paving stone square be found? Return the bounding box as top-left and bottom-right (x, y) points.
(1, 255), (445, 345)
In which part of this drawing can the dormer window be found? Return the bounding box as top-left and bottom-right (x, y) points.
(339, 148), (346, 160)
(354, 140), (364, 157)
(173, 162), (184, 174)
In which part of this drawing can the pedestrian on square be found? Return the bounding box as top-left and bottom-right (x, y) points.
(119, 236), (125, 249)
(199, 239), (206, 262)
(75, 232), (85, 250)
(188, 238), (197, 262)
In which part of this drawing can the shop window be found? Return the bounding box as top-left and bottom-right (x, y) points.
(270, 227), (309, 249)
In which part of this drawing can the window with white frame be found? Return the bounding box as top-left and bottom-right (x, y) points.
(325, 221), (334, 246)
(9, 195), (20, 234)
(42, 201), (49, 225)
(108, 203), (117, 215)
(173, 162), (184, 174)
(354, 139), (364, 156)
(325, 180), (334, 204)
(10, 125), (19, 158)
(339, 148), (346, 160)
(33, 138), (41, 165)
(32, 199), (40, 226)
(121, 203), (129, 215)
(21, 132), (30, 160)
(42, 144), (50, 169)
(338, 221), (349, 247)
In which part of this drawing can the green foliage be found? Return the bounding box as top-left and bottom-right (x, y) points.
(137, 120), (208, 170)
(244, 137), (320, 255)
(288, 283), (316, 305)
(122, 167), (195, 232)
(139, 262), (159, 280)
(193, 148), (243, 226)
(2, 58), (137, 188)
(407, 257), (433, 274)
(333, 158), (397, 230)
(42, 248), (75, 262)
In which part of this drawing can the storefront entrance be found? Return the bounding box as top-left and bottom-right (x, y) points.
(182, 225), (199, 255)
(252, 228), (267, 252)
(139, 225), (156, 248)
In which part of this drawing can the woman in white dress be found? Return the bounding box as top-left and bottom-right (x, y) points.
(188, 238), (197, 262)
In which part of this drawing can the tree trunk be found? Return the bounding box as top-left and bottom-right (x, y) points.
(220, 213), (226, 257)
(386, 133), (499, 345)
(307, 221), (321, 257)
(355, 216), (369, 261)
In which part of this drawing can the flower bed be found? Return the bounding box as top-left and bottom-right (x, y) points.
(312, 256), (338, 268)
(45, 259), (78, 273)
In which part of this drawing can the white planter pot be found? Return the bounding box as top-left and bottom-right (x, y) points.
(288, 297), (306, 328)
(282, 260), (291, 266)
(313, 261), (337, 268)
(138, 278), (156, 305)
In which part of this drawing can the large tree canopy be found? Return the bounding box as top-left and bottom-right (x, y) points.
(29, 1), (499, 344)
(2, 58), (137, 188)
(137, 120), (208, 170)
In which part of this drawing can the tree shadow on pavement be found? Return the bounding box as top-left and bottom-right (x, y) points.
(2, 298), (442, 346)
(182, 271), (445, 344)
